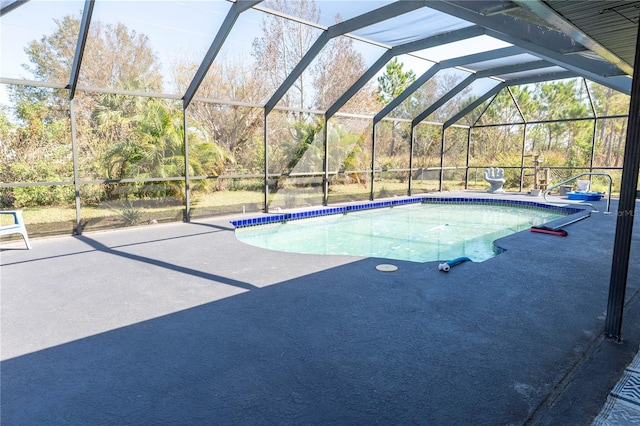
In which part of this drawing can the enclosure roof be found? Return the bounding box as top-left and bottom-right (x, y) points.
(0, 0), (636, 125)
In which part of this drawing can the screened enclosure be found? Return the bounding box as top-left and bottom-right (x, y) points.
(0, 0), (634, 238)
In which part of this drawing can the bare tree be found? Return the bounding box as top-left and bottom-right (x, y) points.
(312, 28), (368, 111)
(252, 0), (320, 109)
(172, 55), (265, 173)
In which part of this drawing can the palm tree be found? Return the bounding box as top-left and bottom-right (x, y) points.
(100, 96), (232, 199)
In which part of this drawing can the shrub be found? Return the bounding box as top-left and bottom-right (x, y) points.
(5, 162), (74, 207)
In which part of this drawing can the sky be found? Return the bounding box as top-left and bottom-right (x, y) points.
(1, 1), (237, 97)
(0, 0), (508, 109)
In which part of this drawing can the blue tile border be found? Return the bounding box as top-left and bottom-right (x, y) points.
(229, 196), (585, 228)
(419, 196), (583, 215)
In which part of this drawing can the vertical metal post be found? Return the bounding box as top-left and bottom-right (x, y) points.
(69, 99), (82, 233)
(590, 119), (598, 173)
(323, 116), (329, 206)
(370, 122), (376, 201)
(605, 24), (640, 341)
(520, 124), (528, 192)
(586, 78), (598, 174)
(264, 109), (270, 213)
(465, 127), (471, 190)
(439, 127), (445, 192)
(183, 105), (190, 222)
(408, 124), (415, 196)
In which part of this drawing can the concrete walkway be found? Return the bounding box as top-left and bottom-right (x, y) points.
(2, 192), (640, 425)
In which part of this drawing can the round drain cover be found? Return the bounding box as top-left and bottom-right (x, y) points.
(376, 264), (398, 272)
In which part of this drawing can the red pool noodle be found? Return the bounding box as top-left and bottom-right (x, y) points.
(530, 226), (568, 237)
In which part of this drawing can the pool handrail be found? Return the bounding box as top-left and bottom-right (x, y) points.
(542, 172), (612, 214)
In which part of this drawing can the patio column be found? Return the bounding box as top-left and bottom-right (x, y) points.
(264, 110), (270, 213)
(465, 127), (471, 190)
(585, 78), (598, 174)
(605, 23), (640, 341)
(69, 99), (82, 233)
(589, 118), (597, 174)
(408, 124), (415, 196)
(439, 127), (445, 192)
(183, 105), (190, 222)
(370, 122), (377, 201)
(323, 116), (329, 206)
(520, 124), (527, 192)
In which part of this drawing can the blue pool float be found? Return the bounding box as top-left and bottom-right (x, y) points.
(438, 256), (472, 272)
(567, 191), (603, 201)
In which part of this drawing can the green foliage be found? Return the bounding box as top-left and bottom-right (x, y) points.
(373, 59), (417, 161)
(1, 11), (632, 218)
(282, 119), (323, 173)
(6, 162), (74, 207)
(117, 199), (143, 226)
(476, 88), (526, 126)
(0, 92), (74, 207)
(413, 123), (442, 168)
(470, 125), (524, 166)
(376, 58), (416, 104)
(226, 178), (263, 192)
(326, 119), (369, 172)
(443, 127), (468, 167)
(96, 96), (233, 198)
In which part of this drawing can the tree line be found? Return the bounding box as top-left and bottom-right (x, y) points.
(0, 0), (629, 208)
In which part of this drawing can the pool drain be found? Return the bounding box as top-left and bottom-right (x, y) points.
(376, 264), (398, 272)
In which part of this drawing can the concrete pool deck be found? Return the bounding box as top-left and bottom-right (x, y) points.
(2, 191), (640, 424)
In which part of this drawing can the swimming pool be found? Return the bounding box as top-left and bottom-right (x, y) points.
(232, 197), (582, 263)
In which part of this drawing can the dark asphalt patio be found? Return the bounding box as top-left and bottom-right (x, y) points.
(2, 192), (640, 425)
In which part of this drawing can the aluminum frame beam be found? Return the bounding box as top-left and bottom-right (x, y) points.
(512, 0), (633, 76)
(444, 83), (505, 129)
(325, 25), (485, 120)
(485, 29), (632, 95)
(442, 70), (577, 129)
(412, 60), (552, 126)
(264, 0), (429, 114)
(0, 0), (28, 16)
(374, 45), (524, 123)
(505, 70), (580, 87)
(68, 0), (94, 100)
(412, 73), (478, 127)
(425, 1), (631, 94)
(182, 0), (261, 109)
(605, 23), (640, 341)
(430, 1), (591, 54)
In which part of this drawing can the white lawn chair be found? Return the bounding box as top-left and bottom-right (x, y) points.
(0, 210), (32, 249)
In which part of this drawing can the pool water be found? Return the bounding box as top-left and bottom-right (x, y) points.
(235, 203), (564, 263)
